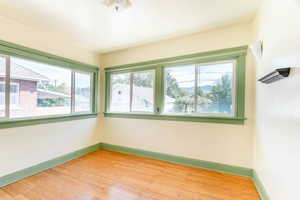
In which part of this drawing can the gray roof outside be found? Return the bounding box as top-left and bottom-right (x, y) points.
(37, 89), (89, 102)
(0, 62), (49, 82)
(37, 89), (70, 99)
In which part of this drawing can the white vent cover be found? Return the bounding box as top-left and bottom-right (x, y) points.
(250, 40), (263, 62)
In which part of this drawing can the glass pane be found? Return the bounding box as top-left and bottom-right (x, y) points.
(164, 65), (195, 114)
(75, 72), (91, 113)
(132, 70), (154, 112)
(197, 62), (234, 115)
(0, 57), (5, 117)
(110, 73), (130, 112)
(10, 57), (71, 118)
(10, 83), (19, 106)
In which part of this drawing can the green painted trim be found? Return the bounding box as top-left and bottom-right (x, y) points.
(104, 46), (247, 124)
(236, 55), (246, 118)
(92, 71), (100, 113)
(100, 143), (253, 177)
(0, 39), (99, 72)
(105, 45), (248, 72)
(108, 65), (159, 74)
(105, 71), (111, 113)
(104, 113), (245, 124)
(155, 65), (163, 114)
(253, 171), (270, 200)
(162, 53), (244, 68)
(0, 113), (98, 129)
(0, 143), (101, 187)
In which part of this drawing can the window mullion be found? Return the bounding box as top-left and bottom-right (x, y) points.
(5, 56), (11, 119)
(154, 66), (163, 114)
(129, 72), (133, 112)
(71, 71), (75, 114)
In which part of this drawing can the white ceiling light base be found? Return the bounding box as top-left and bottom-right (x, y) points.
(101, 0), (131, 12)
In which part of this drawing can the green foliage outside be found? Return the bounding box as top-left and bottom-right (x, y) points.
(206, 75), (232, 113)
(111, 73), (153, 88)
(37, 81), (70, 107)
(168, 73), (232, 114)
(38, 81), (69, 94)
(133, 73), (153, 87)
(38, 98), (70, 107)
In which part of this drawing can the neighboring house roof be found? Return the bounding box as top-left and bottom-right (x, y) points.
(37, 89), (70, 99)
(37, 89), (89, 102)
(0, 63), (49, 82)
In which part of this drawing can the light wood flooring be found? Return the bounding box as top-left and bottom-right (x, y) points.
(0, 150), (260, 200)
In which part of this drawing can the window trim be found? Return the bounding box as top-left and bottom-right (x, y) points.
(105, 46), (247, 124)
(0, 39), (99, 129)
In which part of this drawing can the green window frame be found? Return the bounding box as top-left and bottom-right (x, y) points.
(0, 40), (99, 129)
(105, 46), (247, 124)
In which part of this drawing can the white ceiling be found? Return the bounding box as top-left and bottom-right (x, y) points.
(0, 0), (260, 53)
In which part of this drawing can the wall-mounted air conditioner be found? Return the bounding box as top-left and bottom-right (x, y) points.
(258, 68), (290, 84)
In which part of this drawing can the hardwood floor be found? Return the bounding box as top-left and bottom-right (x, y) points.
(0, 150), (260, 200)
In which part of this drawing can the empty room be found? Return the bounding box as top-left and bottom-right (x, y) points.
(0, 0), (299, 199)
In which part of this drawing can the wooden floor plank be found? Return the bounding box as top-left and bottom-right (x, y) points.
(0, 150), (260, 200)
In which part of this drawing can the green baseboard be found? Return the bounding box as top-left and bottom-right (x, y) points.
(253, 171), (270, 200)
(0, 143), (101, 187)
(100, 143), (253, 178)
(0, 141), (270, 200)
(100, 143), (272, 199)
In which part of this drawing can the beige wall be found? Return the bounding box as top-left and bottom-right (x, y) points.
(101, 22), (256, 168)
(253, 0), (300, 199)
(2, 2), (299, 199)
(0, 17), (101, 177)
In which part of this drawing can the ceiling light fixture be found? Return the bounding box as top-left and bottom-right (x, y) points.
(101, 0), (132, 12)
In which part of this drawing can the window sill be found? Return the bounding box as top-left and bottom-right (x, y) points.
(0, 113), (98, 129)
(104, 112), (245, 124)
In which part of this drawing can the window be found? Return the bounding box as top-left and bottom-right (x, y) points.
(74, 72), (92, 113)
(0, 39), (98, 127)
(197, 62), (234, 116)
(164, 65), (195, 114)
(0, 56), (6, 117)
(9, 57), (72, 118)
(0, 83), (17, 108)
(109, 69), (155, 113)
(10, 83), (20, 107)
(1, 56), (96, 119)
(105, 46), (247, 124)
(164, 61), (235, 117)
(110, 73), (130, 112)
(0, 83), (5, 105)
(132, 70), (155, 112)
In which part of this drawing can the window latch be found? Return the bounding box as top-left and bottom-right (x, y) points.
(156, 107), (160, 113)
